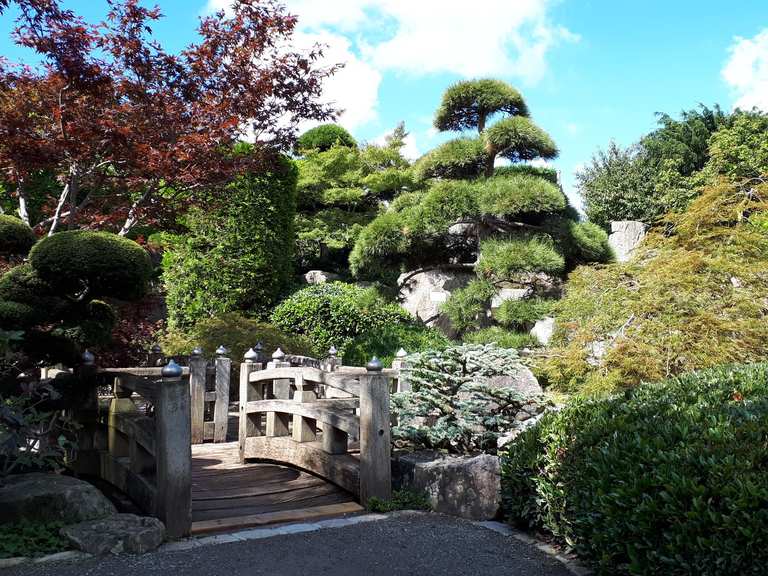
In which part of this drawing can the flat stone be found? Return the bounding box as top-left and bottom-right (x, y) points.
(530, 316), (555, 346)
(393, 451), (501, 520)
(61, 513), (165, 555)
(608, 220), (647, 262)
(0, 473), (116, 525)
(304, 270), (341, 284)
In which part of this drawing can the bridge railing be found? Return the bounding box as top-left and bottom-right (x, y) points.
(238, 350), (396, 505)
(72, 357), (192, 538)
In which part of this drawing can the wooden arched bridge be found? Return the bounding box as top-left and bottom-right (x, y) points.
(70, 348), (402, 538)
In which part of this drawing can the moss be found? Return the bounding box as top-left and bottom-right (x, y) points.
(0, 215), (37, 256)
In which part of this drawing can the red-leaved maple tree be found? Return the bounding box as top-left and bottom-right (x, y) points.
(0, 0), (336, 234)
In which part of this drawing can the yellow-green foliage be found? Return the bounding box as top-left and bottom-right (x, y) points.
(541, 179), (768, 395)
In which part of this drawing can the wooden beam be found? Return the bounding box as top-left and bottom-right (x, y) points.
(359, 367), (392, 505)
(245, 400), (359, 436)
(213, 356), (231, 443)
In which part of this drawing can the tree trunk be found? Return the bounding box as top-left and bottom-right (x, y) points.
(49, 164), (79, 236)
(483, 142), (496, 178)
(118, 189), (151, 236)
(17, 181), (30, 225)
(477, 112), (487, 133)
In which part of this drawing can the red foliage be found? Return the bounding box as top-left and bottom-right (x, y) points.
(0, 0), (336, 235)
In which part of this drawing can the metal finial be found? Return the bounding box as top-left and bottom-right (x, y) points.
(366, 356), (383, 371)
(244, 348), (259, 363)
(82, 349), (95, 366)
(255, 341), (263, 352)
(328, 345), (338, 356)
(272, 347), (285, 360)
(396, 348), (407, 358)
(162, 359), (183, 378)
(150, 343), (162, 354)
(215, 345), (229, 357)
(191, 347), (203, 358)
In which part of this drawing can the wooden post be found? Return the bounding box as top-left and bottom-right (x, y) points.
(189, 349), (206, 444)
(392, 348), (409, 393)
(266, 355), (291, 438)
(147, 344), (164, 367)
(292, 371), (317, 443)
(108, 376), (136, 458)
(71, 351), (100, 475)
(155, 360), (192, 539)
(359, 357), (391, 505)
(239, 349), (262, 463)
(213, 349), (231, 443)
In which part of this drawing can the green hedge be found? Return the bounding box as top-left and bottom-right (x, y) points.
(502, 363), (768, 575)
(477, 237), (565, 280)
(0, 215), (36, 256)
(270, 282), (418, 360)
(30, 231), (152, 300)
(162, 153), (297, 328)
(413, 137), (487, 180)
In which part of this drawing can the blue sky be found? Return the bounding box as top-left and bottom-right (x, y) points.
(2, 0), (767, 209)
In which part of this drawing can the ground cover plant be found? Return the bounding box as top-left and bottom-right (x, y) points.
(0, 520), (69, 559)
(501, 363), (768, 576)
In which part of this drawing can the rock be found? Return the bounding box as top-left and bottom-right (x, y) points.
(608, 220), (647, 262)
(304, 270), (340, 284)
(530, 316), (555, 346)
(398, 269), (474, 327)
(490, 286), (531, 309)
(478, 366), (542, 396)
(61, 514), (165, 555)
(0, 473), (116, 525)
(393, 451), (501, 520)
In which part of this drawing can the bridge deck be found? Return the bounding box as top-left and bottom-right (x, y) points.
(190, 441), (363, 534)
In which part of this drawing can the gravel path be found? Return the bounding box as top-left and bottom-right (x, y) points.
(4, 513), (576, 576)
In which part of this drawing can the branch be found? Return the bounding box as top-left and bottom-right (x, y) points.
(118, 187), (154, 236)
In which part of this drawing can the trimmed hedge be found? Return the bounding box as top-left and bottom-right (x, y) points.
(0, 215), (36, 255)
(483, 116), (558, 162)
(413, 137), (487, 180)
(30, 231), (152, 301)
(477, 237), (565, 280)
(502, 363), (768, 575)
(476, 174), (566, 217)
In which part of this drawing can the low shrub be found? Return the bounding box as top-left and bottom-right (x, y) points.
(393, 344), (548, 454)
(501, 363), (768, 575)
(160, 312), (314, 361)
(0, 520), (69, 559)
(494, 298), (555, 331)
(367, 489), (432, 513)
(270, 282), (416, 360)
(463, 327), (538, 349)
(0, 215), (36, 256)
(343, 323), (450, 367)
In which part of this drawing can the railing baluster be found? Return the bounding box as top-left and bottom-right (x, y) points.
(213, 348), (231, 443)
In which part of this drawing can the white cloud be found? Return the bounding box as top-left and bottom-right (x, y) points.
(722, 29), (768, 111)
(204, 0), (575, 132)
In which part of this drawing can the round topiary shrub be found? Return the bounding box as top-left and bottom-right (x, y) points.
(270, 282), (415, 359)
(0, 215), (37, 256)
(502, 363), (768, 575)
(30, 231), (153, 301)
(296, 124), (357, 153)
(0, 300), (41, 329)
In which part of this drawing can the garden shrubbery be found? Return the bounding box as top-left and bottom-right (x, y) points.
(502, 363), (768, 575)
(0, 215), (37, 256)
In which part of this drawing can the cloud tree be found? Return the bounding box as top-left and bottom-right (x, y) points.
(351, 79), (611, 338)
(0, 0), (337, 235)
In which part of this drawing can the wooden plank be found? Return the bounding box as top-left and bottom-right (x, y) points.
(359, 369), (392, 505)
(192, 476), (325, 500)
(191, 482), (341, 512)
(113, 374), (162, 402)
(189, 356), (207, 444)
(155, 377), (192, 539)
(250, 367), (362, 397)
(191, 492), (353, 522)
(213, 357), (231, 443)
(245, 400), (359, 436)
(243, 436), (360, 496)
(190, 502), (364, 535)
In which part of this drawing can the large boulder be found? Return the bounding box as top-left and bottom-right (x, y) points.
(398, 269), (474, 326)
(476, 366), (542, 396)
(0, 473), (116, 525)
(608, 220), (647, 262)
(304, 270), (341, 284)
(393, 451), (501, 520)
(530, 316), (555, 346)
(61, 514), (165, 555)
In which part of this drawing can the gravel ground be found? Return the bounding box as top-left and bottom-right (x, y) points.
(4, 513), (575, 576)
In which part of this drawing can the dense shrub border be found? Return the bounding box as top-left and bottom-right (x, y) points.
(501, 363), (768, 575)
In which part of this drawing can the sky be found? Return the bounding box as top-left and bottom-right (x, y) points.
(1, 0), (767, 209)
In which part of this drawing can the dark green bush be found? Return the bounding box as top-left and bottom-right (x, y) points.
(477, 237), (565, 280)
(161, 311), (314, 361)
(270, 282), (415, 360)
(502, 363), (768, 575)
(0, 215), (36, 255)
(476, 174), (565, 217)
(0, 264), (53, 305)
(0, 300), (40, 329)
(30, 231), (152, 300)
(441, 279), (495, 334)
(0, 520), (69, 559)
(483, 116), (558, 162)
(413, 137), (487, 180)
(162, 153), (297, 328)
(493, 164), (558, 184)
(296, 124), (357, 153)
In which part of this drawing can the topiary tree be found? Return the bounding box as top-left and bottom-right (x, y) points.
(294, 123), (415, 274)
(351, 79), (611, 341)
(295, 124), (357, 153)
(0, 215), (37, 257)
(0, 230), (152, 395)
